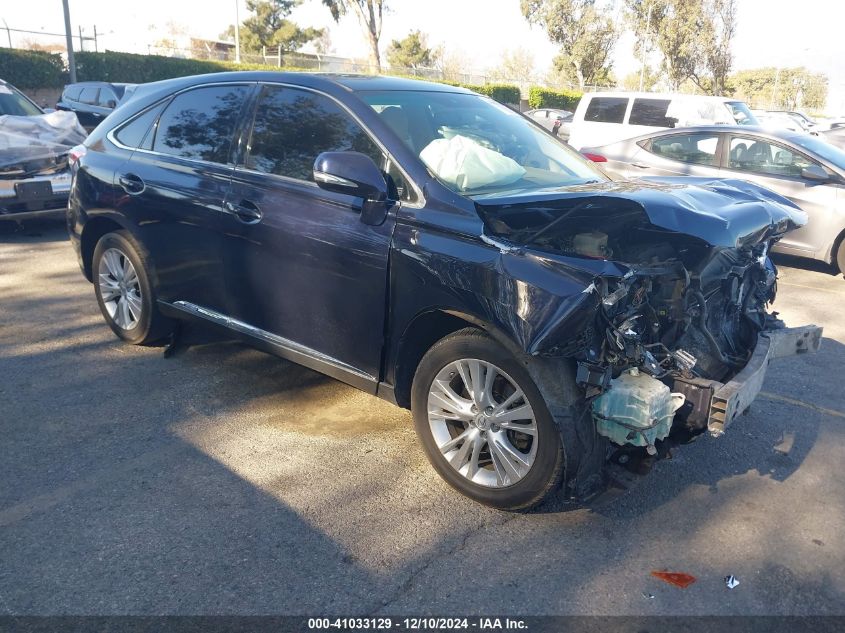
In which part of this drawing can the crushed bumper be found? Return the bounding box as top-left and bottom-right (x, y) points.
(707, 325), (823, 436)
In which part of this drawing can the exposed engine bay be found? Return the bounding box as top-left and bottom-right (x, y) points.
(478, 194), (822, 456)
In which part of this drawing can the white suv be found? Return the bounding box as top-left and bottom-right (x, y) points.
(568, 91), (758, 150)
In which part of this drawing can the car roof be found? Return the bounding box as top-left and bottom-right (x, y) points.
(620, 125), (814, 145)
(580, 91), (740, 103)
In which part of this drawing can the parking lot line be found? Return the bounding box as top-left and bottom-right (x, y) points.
(760, 391), (845, 420)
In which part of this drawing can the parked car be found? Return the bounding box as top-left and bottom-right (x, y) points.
(581, 126), (845, 274)
(68, 72), (820, 510)
(525, 108), (572, 141)
(56, 81), (135, 130)
(1, 78), (85, 225)
(568, 91), (758, 149)
(821, 126), (845, 150)
(752, 110), (809, 133)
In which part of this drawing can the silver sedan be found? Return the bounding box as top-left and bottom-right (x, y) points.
(581, 126), (845, 275)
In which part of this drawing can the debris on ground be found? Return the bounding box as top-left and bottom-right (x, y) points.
(725, 575), (740, 589)
(642, 591), (655, 599)
(650, 570), (697, 588)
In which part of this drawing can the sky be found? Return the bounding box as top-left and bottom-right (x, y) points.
(3, 0), (844, 112)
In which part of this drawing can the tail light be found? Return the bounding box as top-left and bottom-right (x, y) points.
(68, 144), (86, 167)
(582, 152), (607, 163)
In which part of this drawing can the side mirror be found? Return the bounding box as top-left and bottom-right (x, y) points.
(106, 100), (117, 109)
(313, 151), (388, 201)
(801, 164), (829, 182)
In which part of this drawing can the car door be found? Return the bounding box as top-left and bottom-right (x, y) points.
(221, 83), (400, 389)
(721, 134), (837, 255)
(116, 83), (251, 311)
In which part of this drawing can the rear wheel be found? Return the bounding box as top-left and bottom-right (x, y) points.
(411, 328), (565, 511)
(92, 230), (173, 345)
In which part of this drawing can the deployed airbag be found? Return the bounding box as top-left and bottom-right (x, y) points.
(420, 134), (525, 191)
(0, 111), (87, 171)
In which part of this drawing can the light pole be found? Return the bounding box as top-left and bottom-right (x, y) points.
(638, 2), (653, 92)
(1, 19), (11, 48)
(234, 0), (241, 63)
(62, 0), (77, 83)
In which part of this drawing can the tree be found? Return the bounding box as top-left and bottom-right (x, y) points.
(622, 67), (659, 91)
(387, 31), (436, 69)
(521, 0), (618, 90)
(489, 48), (537, 83)
(323, 0), (386, 72)
(627, 0), (737, 94)
(221, 0), (323, 54)
(730, 67), (828, 110)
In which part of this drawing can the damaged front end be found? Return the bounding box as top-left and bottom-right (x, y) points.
(476, 179), (822, 461)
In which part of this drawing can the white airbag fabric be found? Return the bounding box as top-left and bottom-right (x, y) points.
(420, 135), (525, 191)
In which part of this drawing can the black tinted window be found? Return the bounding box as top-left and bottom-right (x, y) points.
(153, 85), (248, 163)
(79, 87), (99, 105)
(629, 98), (674, 126)
(584, 97), (627, 123)
(114, 102), (167, 149)
(246, 85), (383, 182)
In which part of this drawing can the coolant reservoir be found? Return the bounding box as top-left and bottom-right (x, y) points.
(591, 369), (686, 451)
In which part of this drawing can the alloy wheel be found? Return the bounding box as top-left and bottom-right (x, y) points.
(427, 359), (538, 488)
(98, 247), (143, 330)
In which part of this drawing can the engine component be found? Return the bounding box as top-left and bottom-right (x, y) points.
(671, 376), (721, 432)
(592, 368), (686, 453)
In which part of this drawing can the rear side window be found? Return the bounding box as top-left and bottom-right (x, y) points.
(79, 87), (99, 105)
(584, 97), (627, 123)
(153, 85), (249, 164)
(649, 133), (720, 166)
(114, 102), (167, 149)
(629, 98), (674, 127)
(246, 85), (383, 182)
(64, 86), (83, 101)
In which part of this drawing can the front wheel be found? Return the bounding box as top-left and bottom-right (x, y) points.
(411, 328), (565, 511)
(92, 230), (173, 345)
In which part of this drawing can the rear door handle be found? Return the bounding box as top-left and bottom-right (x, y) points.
(224, 199), (262, 224)
(118, 173), (145, 194)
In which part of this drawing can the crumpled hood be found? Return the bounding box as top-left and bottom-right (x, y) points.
(473, 177), (807, 248)
(0, 111), (87, 178)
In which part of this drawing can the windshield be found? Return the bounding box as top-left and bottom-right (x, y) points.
(0, 84), (43, 116)
(359, 90), (605, 195)
(726, 101), (758, 125)
(789, 134), (845, 170)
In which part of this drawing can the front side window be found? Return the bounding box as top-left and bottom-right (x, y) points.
(584, 97), (628, 124)
(153, 85), (249, 163)
(629, 98), (673, 127)
(728, 136), (814, 178)
(649, 133), (720, 166)
(360, 90), (604, 195)
(246, 85), (383, 182)
(98, 89), (117, 107)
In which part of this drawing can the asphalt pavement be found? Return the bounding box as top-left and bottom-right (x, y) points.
(1, 220), (844, 615)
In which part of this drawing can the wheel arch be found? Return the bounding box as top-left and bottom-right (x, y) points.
(390, 308), (527, 409)
(79, 215), (135, 282)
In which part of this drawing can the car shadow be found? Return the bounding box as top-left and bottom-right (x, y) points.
(771, 252), (840, 278)
(0, 218), (68, 243)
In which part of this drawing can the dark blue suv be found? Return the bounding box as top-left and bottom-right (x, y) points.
(68, 72), (819, 510)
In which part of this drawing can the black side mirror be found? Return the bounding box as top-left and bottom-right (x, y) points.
(801, 164), (829, 182)
(106, 100), (117, 109)
(314, 151), (388, 200)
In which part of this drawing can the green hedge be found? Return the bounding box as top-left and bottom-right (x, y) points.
(527, 86), (582, 110)
(2, 48), (522, 106)
(0, 49), (66, 89)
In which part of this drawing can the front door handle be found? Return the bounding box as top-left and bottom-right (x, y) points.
(224, 199), (262, 224)
(118, 173), (145, 194)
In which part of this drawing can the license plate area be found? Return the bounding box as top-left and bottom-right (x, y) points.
(14, 181), (54, 201)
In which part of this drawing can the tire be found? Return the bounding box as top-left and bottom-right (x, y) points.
(836, 237), (845, 278)
(411, 328), (565, 511)
(92, 230), (173, 345)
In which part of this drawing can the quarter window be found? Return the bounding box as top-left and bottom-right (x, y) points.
(245, 85), (418, 201)
(650, 133), (720, 166)
(584, 97), (628, 124)
(152, 85), (249, 163)
(728, 137), (814, 178)
(629, 98), (674, 127)
(114, 102), (167, 149)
